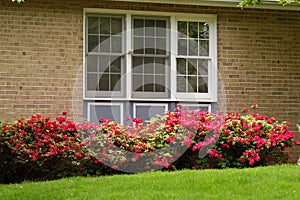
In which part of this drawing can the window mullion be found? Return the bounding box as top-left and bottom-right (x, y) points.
(170, 16), (177, 100)
(126, 13), (132, 100)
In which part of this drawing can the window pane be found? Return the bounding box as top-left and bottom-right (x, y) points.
(89, 104), (122, 124)
(155, 75), (165, 92)
(110, 57), (121, 73)
(198, 60), (208, 76)
(144, 75), (154, 92)
(133, 75), (143, 91)
(132, 57), (143, 73)
(88, 35), (99, 52)
(156, 38), (166, 55)
(188, 76), (197, 93)
(178, 39), (187, 55)
(188, 39), (198, 56)
(87, 56), (98, 72)
(188, 22), (198, 38)
(198, 77), (208, 93)
(100, 36), (110, 52)
(111, 36), (122, 53)
(178, 21), (187, 38)
(144, 60), (154, 74)
(199, 23), (209, 39)
(97, 55), (109, 73)
(177, 58), (186, 75)
(111, 74), (121, 91)
(87, 74), (98, 91)
(88, 17), (99, 34)
(111, 18), (122, 35)
(156, 20), (166, 37)
(98, 74), (109, 91)
(144, 57), (154, 65)
(133, 37), (144, 54)
(145, 37), (155, 54)
(188, 59), (197, 75)
(145, 20), (155, 36)
(199, 40), (209, 56)
(100, 17), (110, 35)
(177, 76), (186, 92)
(154, 58), (165, 74)
(144, 58), (154, 74)
(134, 19), (144, 36)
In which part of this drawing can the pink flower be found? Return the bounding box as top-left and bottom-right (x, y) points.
(248, 158), (255, 166)
(124, 116), (130, 120)
(294, 140), (300, 145)
(98, 118), (106, 122)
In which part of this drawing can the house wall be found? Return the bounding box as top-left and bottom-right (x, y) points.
(0, 0), (299, 160)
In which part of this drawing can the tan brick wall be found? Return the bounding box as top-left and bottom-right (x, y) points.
(0, 0), (299, 160)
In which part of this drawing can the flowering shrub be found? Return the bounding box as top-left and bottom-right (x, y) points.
(0, 105), (296, 183)
(0, 112), (92, 183)
(79, 105), (295, 172)
(196, 106), (295, 168)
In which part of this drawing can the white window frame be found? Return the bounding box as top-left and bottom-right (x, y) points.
(85, 14), (126, 98)
(83, 9), (217, 103)
(131, 15), (170, 99)
(133, 103), (169, 119)
(87, 102), (124, 124)
(173, 16), (217, 101)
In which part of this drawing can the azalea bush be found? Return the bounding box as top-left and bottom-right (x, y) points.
(0, 112), (93, 183)
(189, 105), (295, 169)
(78, 105), (296, 172)
(0, 105), (298, 183)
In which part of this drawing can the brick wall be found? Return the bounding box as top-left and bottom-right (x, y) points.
(0, 0), (299, 160)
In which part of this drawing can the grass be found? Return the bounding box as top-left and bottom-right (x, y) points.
(1, 165), (300, 200)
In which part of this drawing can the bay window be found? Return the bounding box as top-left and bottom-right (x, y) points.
(84, 9), (217, 122)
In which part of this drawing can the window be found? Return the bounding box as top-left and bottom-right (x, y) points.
(86, 15), (125, 98)
(131, 17), (169, 98)
(133, 103), (168, 122)
(84, 9), (217, 122)
(88, 102), (123, 124)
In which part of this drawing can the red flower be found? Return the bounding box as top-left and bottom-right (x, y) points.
(74, 152), (82, 159)
(165, 136), (175, 143)
(251, 104), (257, 109)
(243, 108), (248, 113)
(193, 165), (199, 169)
(62, 111), (68, 115)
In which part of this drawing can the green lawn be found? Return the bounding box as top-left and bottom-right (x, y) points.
(1, 165), (299, 200)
